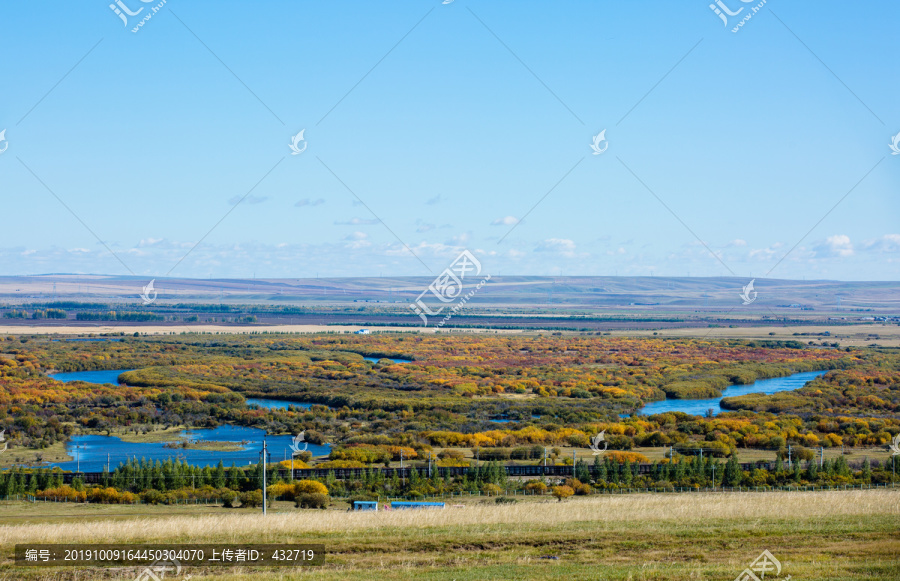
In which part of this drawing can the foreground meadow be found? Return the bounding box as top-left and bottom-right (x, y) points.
(0, 488), (897, 580)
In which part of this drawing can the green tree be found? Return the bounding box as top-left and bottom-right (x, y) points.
(806, 460), (818, 482)
(724, 455), (742, 487)
(575, 460), (591, 483)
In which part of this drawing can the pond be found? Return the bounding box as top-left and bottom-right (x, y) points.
(48, 369), (134, 385)
(50, 425), (331, 472)
(363, 356), (412, 364)
(637, 370), (829, 417)
(246, 398), (329, 411)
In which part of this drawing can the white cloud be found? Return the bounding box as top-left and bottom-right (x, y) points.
(491, 216), (519, 226)
(813, 234), (854, 258)
(861, 234), (900, 253)
(343, 232), (370, 249)
(749, 242), (785, 261)
(535, 238), (579, 258)
(445, 232), (471, 246)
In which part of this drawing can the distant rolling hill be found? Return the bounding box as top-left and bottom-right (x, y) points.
(1, 275), (898, 314)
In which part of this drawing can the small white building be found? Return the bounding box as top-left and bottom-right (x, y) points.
(356, 329), (371, 335)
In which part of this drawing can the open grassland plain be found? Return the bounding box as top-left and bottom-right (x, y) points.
(0, 489), (897, 580)
(619, 324), (900, 348)
(3, 323), (896, 348)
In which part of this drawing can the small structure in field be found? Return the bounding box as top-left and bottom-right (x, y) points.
(390, 501), (445, 510)
(350, 500), (378, 511)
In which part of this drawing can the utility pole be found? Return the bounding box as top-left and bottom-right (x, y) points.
(820, 447), (824, 468)
(788, 445), (792, 469)
(262, 436), (268, 516)
(573, 450), (577, 478)
(711, 462), (716, 491)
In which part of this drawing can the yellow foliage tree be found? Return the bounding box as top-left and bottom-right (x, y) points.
(293, 480), (329, 496)
(552, 485), (574, 502)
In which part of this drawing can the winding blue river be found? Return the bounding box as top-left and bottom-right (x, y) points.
(46, 370), (330, 470)
(49, 369), (134, 385)
(638, 370), (828, 417)
(51, 425), (330, 472)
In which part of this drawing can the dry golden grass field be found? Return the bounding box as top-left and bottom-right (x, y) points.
(0, 488), (898, 580)
(615, 324), (900, 347)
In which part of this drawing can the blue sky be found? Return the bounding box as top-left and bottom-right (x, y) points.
(0, 0), (897, 280)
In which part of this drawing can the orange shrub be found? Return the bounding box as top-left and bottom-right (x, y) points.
(524, 481), (547, 495)
(36, 485), (86, 503)
(552, 485), (574, 501)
